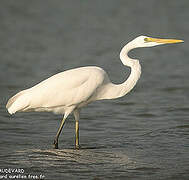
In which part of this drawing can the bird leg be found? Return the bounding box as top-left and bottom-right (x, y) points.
(75, 120), (79, 149)
(74, 110), (80, 149)
(54, 117), (66, 149)
(53, 139), (59, 149)
(53, 112), (69, 149)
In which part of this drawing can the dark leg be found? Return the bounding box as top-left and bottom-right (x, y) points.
(53, 111), (70, 149)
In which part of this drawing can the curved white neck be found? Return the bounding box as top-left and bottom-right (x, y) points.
(115, 42), (141, 98)
(120, 41), (138, 67)
(97, 42), (141, 100)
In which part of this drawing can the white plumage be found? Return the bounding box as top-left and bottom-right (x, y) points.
(6, 35), (183, 149)
(7, 67), (108, 114)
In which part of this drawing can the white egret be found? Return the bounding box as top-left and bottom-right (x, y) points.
(6, 36), (183, 149)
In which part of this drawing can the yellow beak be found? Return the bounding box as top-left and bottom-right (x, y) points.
(145, 37), (184, 44)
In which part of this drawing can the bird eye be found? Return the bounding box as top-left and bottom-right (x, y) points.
(144, 38), (149, 42)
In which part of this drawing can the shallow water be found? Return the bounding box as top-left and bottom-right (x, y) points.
(0, 0), (189, 179)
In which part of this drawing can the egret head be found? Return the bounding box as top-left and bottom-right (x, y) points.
(132, 35), (184, 48)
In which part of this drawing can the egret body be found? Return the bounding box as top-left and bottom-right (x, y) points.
(6, 36), (183, 149)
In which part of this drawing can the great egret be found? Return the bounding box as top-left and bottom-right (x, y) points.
(6, 36), (183, 149)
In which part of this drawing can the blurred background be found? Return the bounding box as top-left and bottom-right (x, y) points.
(0, 0), (188, 179)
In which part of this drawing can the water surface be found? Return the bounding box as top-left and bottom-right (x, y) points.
(0, 0), (189, 179)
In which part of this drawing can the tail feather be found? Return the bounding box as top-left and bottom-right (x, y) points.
(6, 90), (29, 114)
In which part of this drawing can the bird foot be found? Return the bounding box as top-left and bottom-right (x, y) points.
(53, 139), (59, 149)
(75, 144), (81, 150)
